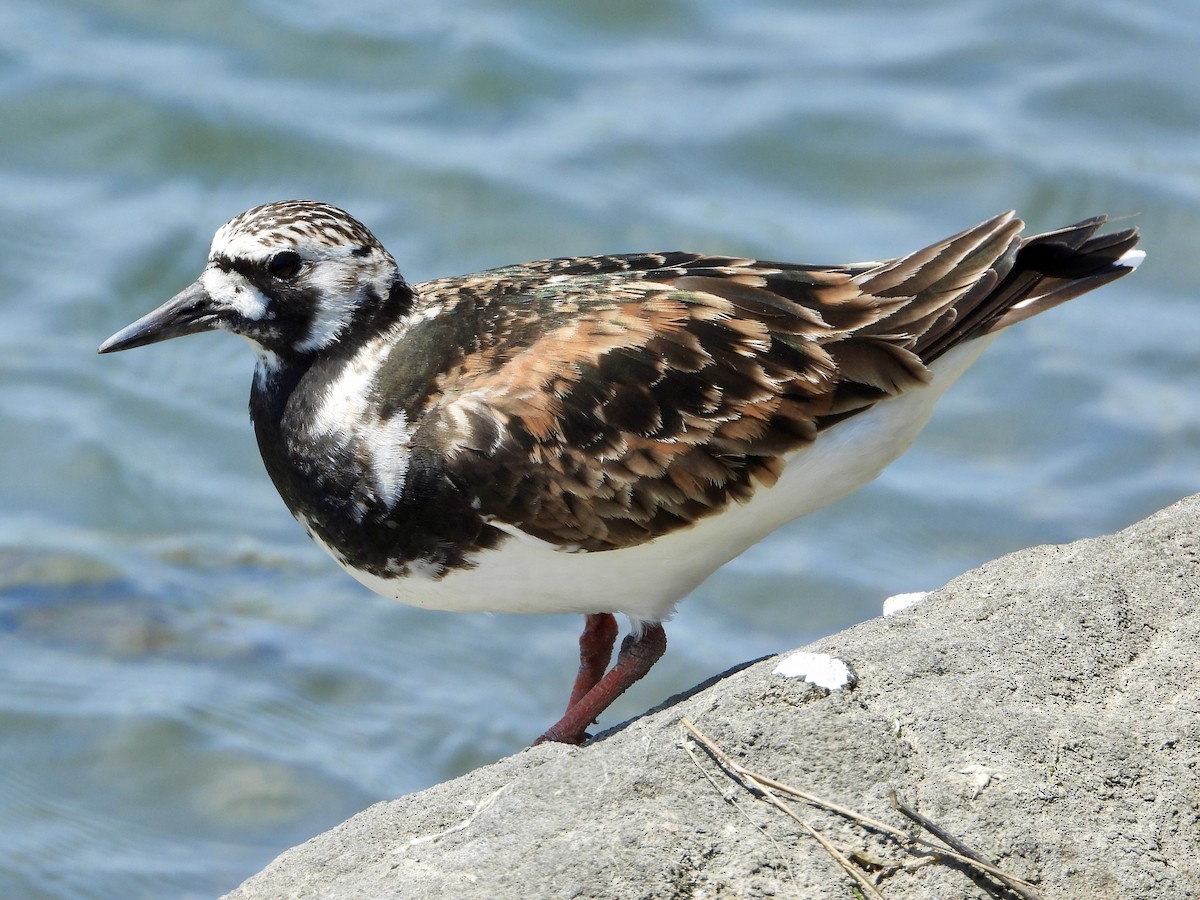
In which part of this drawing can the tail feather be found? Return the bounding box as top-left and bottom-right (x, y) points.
(987, 222), (1142, 332)
(916, 215), (1141, 362)
(812, 212), (1141, 429)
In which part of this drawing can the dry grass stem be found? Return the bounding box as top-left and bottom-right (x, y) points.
(680, 717), (1042, 900)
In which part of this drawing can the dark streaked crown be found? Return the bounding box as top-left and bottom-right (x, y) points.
(213, 200), (386, 258)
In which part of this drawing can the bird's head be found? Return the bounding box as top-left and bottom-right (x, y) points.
(98, 200), (412, 362)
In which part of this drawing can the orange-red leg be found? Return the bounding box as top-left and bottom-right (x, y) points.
(566, 613), (619, 711)
(535, 622), (667, 745)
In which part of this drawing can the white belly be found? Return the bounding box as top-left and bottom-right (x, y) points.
(328, 338), (996, 625)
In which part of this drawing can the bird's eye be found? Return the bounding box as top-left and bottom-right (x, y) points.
(267, 250), (303, 280)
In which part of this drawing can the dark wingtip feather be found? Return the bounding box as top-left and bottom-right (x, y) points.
(986, 220), (1143, 332)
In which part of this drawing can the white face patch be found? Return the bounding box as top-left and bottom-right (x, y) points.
(292, 248), (397, 353)
(201, 266), (269, 321)
(294, 259), (361, 353)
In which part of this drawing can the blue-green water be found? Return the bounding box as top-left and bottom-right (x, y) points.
(2, 1), (1197, 895)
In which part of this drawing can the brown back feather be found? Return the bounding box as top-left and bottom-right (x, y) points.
(400, 213), (1139, 550)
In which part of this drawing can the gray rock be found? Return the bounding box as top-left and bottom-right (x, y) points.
(226, 495), (1200, 899)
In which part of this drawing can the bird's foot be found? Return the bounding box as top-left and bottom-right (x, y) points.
(533, 622), (667, 745)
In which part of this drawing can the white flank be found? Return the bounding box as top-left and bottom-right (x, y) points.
(882, 591), (930, 616)
(772, 651), (854, 690)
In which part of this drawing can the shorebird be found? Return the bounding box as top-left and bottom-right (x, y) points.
(99, 202), (1142, 744)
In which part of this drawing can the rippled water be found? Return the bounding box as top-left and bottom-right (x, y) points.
(2, 0), (1198, 895)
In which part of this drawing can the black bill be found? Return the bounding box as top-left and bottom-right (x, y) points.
(98, 280), (221, 354)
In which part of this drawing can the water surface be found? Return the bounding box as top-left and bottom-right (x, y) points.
(1, 0), (1197, 895)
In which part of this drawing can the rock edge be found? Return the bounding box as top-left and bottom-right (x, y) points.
(227, 495), (1200, 899)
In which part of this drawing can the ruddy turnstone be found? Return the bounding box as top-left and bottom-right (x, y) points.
(99, 202), (1142, 745)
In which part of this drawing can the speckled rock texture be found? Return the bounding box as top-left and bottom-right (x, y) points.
(226, 495), (1200, 899)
